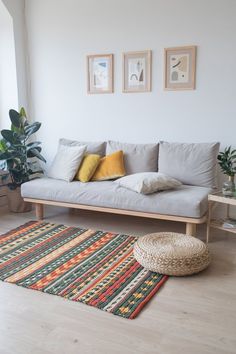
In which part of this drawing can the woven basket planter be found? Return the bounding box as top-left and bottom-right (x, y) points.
(133, 232), (211, 276)
(7, 187), (32, 213)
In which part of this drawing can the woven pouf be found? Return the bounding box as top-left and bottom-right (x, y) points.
(133, 232), (211, 276)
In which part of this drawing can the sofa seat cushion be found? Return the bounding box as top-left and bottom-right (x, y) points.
(21, 178), (211, 218)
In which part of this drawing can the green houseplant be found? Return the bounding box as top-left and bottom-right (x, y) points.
(217, 146), (236, 196)
(0, 108), (46, 212)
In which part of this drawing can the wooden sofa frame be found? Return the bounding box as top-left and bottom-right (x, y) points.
(24, 198), (208, 237)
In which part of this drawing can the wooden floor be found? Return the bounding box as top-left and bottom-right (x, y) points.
(0, 206), (236, 354)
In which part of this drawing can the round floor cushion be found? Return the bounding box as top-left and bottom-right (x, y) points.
(133, 232), (211, 276)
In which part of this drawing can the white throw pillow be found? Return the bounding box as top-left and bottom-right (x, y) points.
(115, 172), (181, 194)
(47, 144), (86, 182)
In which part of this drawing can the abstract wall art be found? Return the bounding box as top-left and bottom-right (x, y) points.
(123, 50), (152, 93)
(87, 54), (113, 94)
(164, 46), (196, 90)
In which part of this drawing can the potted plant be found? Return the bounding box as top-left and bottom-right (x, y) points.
(0, 108), (46, 212)
(217, 146), (236, 197)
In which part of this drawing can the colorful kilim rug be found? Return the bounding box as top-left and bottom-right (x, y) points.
(0, 221), (168, 319)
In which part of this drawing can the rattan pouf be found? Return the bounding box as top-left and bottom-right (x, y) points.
(133, 232), (211, 276)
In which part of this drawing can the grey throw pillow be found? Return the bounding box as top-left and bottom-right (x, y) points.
(106, 140), (158, 175)
(158, 141), (220, 188)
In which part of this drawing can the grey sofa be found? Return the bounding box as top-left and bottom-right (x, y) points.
(21, 139), (220, 236)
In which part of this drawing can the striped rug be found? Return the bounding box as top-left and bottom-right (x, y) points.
(0, 221), (168, 319)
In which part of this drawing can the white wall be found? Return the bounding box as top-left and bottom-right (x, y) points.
(25, 0), (236, 163)
(2, 0), (29, 112)
(0, 0), (18, 128)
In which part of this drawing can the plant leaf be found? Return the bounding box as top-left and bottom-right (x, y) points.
(26, 141), (41, 150)
(1, 130), (20, 144)
(0, 152), (13, 160)
(0, 139), (7, 152)
(27, 146), (42, 157)
(9, 109), (21, 128)
(25, 122), (41, 136)
(27, 148), (46, 162)
(19, 107), (27, 118)
(30, 169), (44, 175)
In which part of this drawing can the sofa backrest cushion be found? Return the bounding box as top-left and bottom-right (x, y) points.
(106, 140), (159, 175)
(158, 141), (220, 188)
(60, 138), (106, 156)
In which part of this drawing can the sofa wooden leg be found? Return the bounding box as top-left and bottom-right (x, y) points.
(35, 203), (44, 220)
(186, 222), (196, 236)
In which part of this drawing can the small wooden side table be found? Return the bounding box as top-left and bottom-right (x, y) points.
(206, 192), (236, 243)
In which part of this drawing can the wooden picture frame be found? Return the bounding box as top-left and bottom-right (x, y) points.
(87, 54), (113, 94)
(123, 50), (151, 93)
(164, 46), (196, 90)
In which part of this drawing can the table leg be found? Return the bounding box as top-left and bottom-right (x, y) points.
(206, 201), (213, 243)
(226, 204), (230, 219)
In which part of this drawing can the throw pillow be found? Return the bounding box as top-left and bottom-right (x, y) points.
(115, 172), (182, 194)
(106, 140), (158, 175)
(75, 154), (101, 182)
(47, 144), (86, 182)
(92, 150), (126, 181)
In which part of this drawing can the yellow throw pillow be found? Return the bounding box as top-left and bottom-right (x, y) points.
(75, 154), (101, 182)
(92, 150), (126, 181)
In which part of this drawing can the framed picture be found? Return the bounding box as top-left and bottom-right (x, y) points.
(87, 54), (113, 94)
(164, 46), (196, 90)
(123, 50), (151, 93)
